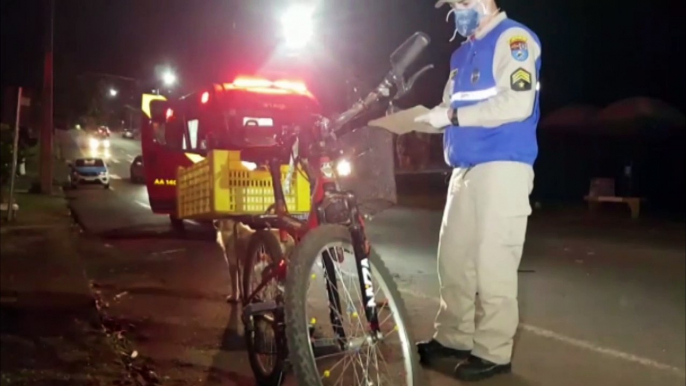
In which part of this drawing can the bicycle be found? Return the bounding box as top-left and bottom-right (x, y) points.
(215, 32), (435, 386)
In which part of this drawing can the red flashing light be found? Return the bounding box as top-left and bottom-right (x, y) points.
(166, 108), (174, 120)
(224, 75), (312, 97)
(273, 80), (308, 94)
(201, 91), (210, 104)
(233, 76), (273, 89)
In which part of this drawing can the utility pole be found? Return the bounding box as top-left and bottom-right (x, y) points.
(39, 0), (54, 194)
(6, 88), (23, 221)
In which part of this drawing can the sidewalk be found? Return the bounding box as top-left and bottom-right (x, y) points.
(0, 193), (128, 386)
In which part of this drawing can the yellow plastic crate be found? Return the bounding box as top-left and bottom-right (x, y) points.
(176, 150), (311, 220)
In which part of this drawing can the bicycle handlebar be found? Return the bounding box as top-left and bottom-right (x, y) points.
(328, 77), (393, 134)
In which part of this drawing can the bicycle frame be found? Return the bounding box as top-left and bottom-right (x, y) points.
(233, 153), (383, 343)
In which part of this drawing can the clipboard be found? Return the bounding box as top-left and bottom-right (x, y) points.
(368, 105), (442, 135)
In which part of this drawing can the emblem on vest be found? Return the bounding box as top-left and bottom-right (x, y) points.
(509, 36), (529, 62)
(470, 68), (480, 84)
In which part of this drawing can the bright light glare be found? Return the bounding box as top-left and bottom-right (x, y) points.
(109, 88), (118, 97)
(162, 71), (177, 86)
(103, 139), (111, 148)
(282, 4), (314, 49)
(336, 159), (352, 177)
(226, 76), (311, 97)
(89, 138), (99, 149)
(241, 161), (257, 171)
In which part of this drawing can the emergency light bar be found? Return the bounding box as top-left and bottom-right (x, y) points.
(223, 75), (312, 97)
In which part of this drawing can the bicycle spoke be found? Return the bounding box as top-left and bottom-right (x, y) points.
(300, 240), (414, 385)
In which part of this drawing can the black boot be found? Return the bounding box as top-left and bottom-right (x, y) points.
(416, 339), (470, 364)
(454, 355), (511, 381)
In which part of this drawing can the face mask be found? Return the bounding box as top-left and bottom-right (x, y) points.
(446, 2), (486, 41)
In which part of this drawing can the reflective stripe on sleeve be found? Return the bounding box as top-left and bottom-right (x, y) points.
(451, 86), (499, 102)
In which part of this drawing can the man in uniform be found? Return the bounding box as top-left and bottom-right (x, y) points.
(413, 0), (541, 381)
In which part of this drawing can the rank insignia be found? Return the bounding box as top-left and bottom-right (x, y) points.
(510, 68), (532, 91)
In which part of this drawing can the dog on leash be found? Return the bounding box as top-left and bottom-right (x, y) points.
(215, 219), (295, 303)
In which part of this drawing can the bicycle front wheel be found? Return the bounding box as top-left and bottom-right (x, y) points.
(285, 225), (423, 386)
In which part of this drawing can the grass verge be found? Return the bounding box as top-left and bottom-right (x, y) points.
(0, 193), (132, 386)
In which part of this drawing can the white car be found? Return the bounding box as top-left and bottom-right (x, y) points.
(68, 158), (110, 189)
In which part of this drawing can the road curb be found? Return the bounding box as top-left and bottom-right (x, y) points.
(67, 199), (92, 236)
(62, 191), (162, 385)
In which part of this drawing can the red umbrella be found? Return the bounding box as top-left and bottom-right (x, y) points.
(539, 104), (600, 134)
(594, 97), (686, 137)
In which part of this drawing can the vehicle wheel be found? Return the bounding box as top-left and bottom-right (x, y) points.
(243, 230), (288, 386)
(284, 225), (423, 386)
(103, 183), (110, 189)
(170, 215), (185, 233)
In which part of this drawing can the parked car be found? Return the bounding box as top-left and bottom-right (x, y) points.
(122, 128), (135, 139)
(130, 155), (145, 183)
(68, 158), (110, 189)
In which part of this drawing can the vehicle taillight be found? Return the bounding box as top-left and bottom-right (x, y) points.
(224, 75), (311, 97)
(166, 108), (174, 120)
(201, 91), (209, 104)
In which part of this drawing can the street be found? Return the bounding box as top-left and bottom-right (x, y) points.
(59, 129), (686, 386)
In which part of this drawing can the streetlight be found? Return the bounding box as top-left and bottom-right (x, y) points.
(281, 4), (314, 50)
(162, 70), (177, 87)
(109, 88), (118, 97)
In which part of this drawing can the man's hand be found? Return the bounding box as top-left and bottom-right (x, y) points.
(414, 106), (452, 129)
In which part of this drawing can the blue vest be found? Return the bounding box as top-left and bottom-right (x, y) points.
(443, 18), (542, 168)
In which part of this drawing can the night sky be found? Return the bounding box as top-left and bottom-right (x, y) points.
(1, 0), (685, 115)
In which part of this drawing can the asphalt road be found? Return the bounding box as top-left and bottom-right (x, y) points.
(59, 129), (686, 386)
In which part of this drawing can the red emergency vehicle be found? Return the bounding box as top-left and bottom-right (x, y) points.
(140, 75), (320, 229)
(140, 93), (194, 228)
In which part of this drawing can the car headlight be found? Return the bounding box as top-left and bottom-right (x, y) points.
(89, 138), (99, 148)
(103, 140), (110, 148)
(99, 171), (107, 176)
(335, 159), (352, 177)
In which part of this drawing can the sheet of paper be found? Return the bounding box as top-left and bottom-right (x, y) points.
(367, 105), (442, 135)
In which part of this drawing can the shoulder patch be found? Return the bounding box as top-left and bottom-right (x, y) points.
(509, 35), (529, 62)
(510, 68), (532, 91)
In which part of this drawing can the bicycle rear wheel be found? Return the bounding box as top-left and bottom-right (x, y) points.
(285, 225), (423, 386)
(243, 230), (287, 386)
